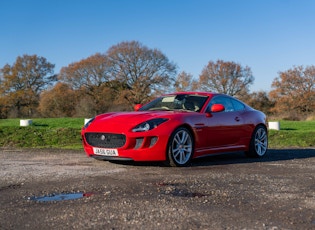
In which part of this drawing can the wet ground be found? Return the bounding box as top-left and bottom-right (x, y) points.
(0, 148), (314, 229)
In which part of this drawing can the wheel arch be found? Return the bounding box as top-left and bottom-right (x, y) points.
(248, 123), (268, 147)
(245, 123), (268, 158)
(171, 123), (196, 154)
(165, 124), (195, 167)
(171, 123), (196, 143)
(254, 122), (268, 134)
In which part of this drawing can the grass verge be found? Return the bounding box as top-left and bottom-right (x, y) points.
(268, 120), (315, 148)
(0, 118), (84, 149)
(0, 118), (314, 149)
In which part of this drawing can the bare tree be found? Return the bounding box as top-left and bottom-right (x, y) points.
(174, 71), (198, 92)
(58, 53), (125, 115)
(106, 41), (177, 104)
(59, 53), (111, 90)
(198, 60), (254, 96)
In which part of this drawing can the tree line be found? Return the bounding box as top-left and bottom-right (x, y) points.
(0, 41), (314, 120)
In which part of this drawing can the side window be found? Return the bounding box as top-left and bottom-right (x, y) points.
(231, 98), (245, 111)
(206, 96), (234, 112)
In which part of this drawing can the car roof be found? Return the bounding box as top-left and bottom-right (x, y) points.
(164, 91), (221, 97)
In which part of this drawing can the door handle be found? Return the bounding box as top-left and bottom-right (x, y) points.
(235, 117), (240, 122)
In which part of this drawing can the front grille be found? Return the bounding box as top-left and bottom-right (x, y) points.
(85, 133), (126, 148)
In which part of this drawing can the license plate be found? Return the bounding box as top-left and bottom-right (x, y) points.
(93, 148), (118, 156)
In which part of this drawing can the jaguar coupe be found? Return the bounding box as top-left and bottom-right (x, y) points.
(81, 92), (268, 166)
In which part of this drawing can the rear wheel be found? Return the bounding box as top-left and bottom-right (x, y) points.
(166, 127), (193, 167)
(245, 125), (268, 157)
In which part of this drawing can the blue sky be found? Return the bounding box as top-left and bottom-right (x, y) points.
(1, 0), (315, 92)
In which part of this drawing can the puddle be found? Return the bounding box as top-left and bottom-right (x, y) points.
(28, 192), (93, 202)
(170, 189), (206, 198)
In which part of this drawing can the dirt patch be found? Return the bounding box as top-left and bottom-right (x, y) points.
(0, 148), (314, 229)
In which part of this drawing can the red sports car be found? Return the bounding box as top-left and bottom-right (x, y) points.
(81, 92), (268, 166)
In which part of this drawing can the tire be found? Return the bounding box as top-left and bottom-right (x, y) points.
(166, 127), (194, 167)
(245, 125), (268, 158)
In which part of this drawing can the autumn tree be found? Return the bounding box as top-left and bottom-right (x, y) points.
(38, 83), (77, 117)
(174, 71), (198, 92)
(238, 91), (275, 115)
(58, 53), (122, 116)
(59, 53), (111, 90)
(58, 41), (177, 114)
(269, 65), (315, 117)
(198, 60), (254, 96)
(106, 41), (177, 105)
(0, 54), (56, 117)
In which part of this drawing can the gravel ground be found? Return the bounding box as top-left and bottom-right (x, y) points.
(0, 148), (314, 230)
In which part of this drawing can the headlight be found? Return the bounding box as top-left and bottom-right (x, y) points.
(132, 118), (168, 132)
(83, 117), (95, 129)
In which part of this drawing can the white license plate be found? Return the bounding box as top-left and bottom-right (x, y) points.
(93, 148), (118, 156)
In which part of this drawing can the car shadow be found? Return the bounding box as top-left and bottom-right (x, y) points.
(109, 148), (315, 167)
(190, 148), (315, 167)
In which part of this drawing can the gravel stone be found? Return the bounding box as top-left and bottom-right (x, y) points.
(0, 148), (314, 229)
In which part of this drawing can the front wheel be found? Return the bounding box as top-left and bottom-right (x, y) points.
(245, 125), (268, 158)
(166, 127), (194, 167)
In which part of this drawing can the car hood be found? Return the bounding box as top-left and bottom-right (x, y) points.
(98, 111), (175, 123)
(87, 111), (186, 131)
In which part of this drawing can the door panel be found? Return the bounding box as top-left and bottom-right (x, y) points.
(206, 111), (243, 147)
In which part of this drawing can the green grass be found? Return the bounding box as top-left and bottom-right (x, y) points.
(0, 118), (85, 149)
(0, 118), (314, 149)
(0, 118), (85, 129)
(268, 120), (315, 148)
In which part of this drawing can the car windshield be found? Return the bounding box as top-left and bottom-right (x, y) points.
(139, 94), (209, 112)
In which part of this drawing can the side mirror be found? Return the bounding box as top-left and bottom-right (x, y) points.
(211, 104), (225, 113)
(134, 104), (142, 111)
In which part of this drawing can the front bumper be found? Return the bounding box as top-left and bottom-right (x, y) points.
(81, 132), (170, 162)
